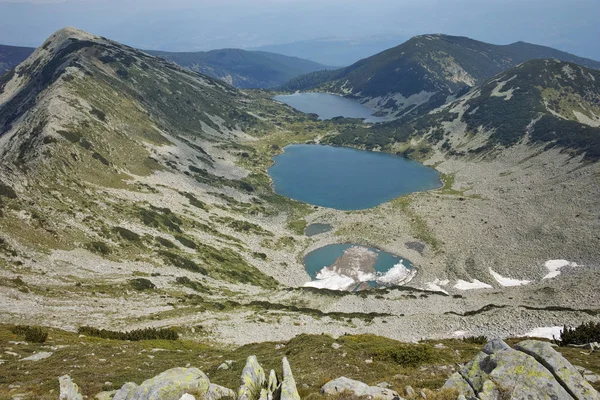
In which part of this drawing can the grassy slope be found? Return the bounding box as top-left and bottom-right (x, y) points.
(1, 325), (599, 399)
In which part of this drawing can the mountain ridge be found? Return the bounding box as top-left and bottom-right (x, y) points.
(280, 34), (600, 118)
(146, 48), (334, 89)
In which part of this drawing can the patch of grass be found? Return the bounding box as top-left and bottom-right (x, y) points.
(156, 236), (177, 248)
(287, 218), (307, 236)
(174, 276), (210, 293)
(11, 325), (48, 343)
(391, 196), (440, 252)
(180, 192), (208, 211)
(372, 344), (434, 367)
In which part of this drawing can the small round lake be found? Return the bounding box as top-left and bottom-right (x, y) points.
(303, 243), (416, 291)
(268, 144), (441, 210)
(274, 92), (388, 123)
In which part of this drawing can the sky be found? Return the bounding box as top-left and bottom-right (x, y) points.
(0, 0), (598, 61)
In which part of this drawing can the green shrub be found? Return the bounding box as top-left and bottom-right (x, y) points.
(113, 226), (141, 242)
(174, 235), (197, 249)
(85, 241), (111, 255)
(373, 344), (434, 367)
(0, 182), (17, 199)
(156, 236), (176, 248)
(130, 278), (155, 291)
(557, 322), (600, 346)
(462, 336), (488, 345)
(11, 325), (48, 343)
(78, 326), (178, 341)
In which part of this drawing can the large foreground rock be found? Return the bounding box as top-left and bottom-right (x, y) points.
(281, 357), (300, 400)
(59, 375), (83, 400)
(113, 368), (210, 400)
(238, 355), (267, 400)
(514, 340), (600, 400)
(444, 339), (600, 400)
(321, 377), (403, 400)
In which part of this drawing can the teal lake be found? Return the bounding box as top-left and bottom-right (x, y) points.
(274, 92), (388, 123)
(304, 244), (413, 279)
(268, 144), (441, 210)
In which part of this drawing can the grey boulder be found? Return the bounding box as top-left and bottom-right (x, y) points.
(59, 375), (83, 400)
(321, 377), (403, 399)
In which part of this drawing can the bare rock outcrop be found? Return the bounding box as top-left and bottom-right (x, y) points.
(443, 339), (600, 400)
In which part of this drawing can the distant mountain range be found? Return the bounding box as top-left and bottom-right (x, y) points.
(0, 43), (333, 90)
(146, 48), (334, 89)
(249, 35), (407, 67)
(0, 44), (35, 76)
(280, 34), (600, 118)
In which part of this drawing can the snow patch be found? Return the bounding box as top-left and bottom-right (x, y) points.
(304, 269), (356, 291)
(524, 326), (563, 340)
(489, 268), (530, 287)
(424, 279), (450, 294)
(454, 279), (493, 290)
(452, 330), (468, 337)
(543, 260), (578, 280)
(376, 261), (417, 285)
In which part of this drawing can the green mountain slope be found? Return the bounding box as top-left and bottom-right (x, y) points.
(326, 59), (600, 160)
(281, 34), (600, 117)
(0, 27), (300, 293)
(0, 44), (34, 76)
(146, 48), (333, 89)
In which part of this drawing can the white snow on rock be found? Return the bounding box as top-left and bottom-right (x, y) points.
(543, 260), (578, 280)
(453, 330), (468, 337)
(376, 261), (416, 285)
(304, 269), (356, 291)
(524, 326), (564, 340)
(454, 279), (493, 290)
(424, 279), (450, 294)
(489, 268), (531, 287)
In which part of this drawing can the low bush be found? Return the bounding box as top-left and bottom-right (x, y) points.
(556, 322), (600, 346)
(462, 336), (488, 345)
(129, 278), (155, 291)
(11, 325), (48, 343)
(78, 326), (178, 341)
(372, 344), (434, 367)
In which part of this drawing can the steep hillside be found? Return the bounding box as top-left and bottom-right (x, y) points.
(0, 44), (34, 76)
(325, 59), (600, 160)
(147, 48), (333, 88)
(0, 27), (306, 306)
(281, 34), (600, 117)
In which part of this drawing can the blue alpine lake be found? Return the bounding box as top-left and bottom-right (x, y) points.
(268, 144), (441, 210)
(274, 92), (388, 123)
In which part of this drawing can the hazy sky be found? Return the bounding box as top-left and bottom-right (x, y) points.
(0, 0), (598, 60)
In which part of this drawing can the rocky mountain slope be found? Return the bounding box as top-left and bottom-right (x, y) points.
(0, 44), (34, 76)
(147, 48), (333, 89)
(327, 59), (600, 161)
(1, 27), (600, 367)
(281, 34), (600, 117)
